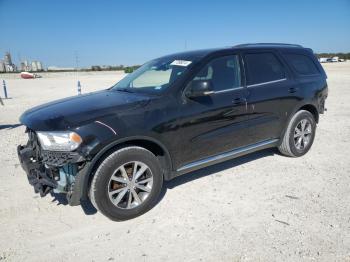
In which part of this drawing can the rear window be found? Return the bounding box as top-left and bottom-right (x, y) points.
(244, 53), (285, 85)
(285, 53), (319, 75)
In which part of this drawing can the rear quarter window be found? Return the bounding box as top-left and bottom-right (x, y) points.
(285, 53), (320, 76)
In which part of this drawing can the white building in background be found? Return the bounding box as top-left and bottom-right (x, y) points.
(2, 52), (17, 72)
(31, 61), (38, 71)
(23, 60), (31, 71)
(47, 66), (75, 71)
(20, 60), (43, 72)
(5, 64), (16, 72)
(35, 61), (43, 71)
(28, 61), (43, 71)
(0, 60), (5, 72)
(4, 52), (12, 65)
(20, 62), (25, 71)
(20, 61), (30, 71)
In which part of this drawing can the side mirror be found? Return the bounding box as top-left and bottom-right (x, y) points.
(186, 80), (214, 98)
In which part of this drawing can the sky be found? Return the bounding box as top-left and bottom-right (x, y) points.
(0, 0), (349, 67)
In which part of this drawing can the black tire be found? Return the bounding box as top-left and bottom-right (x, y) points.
(90, 146), (163, 221)
(278, 110), (316, 157)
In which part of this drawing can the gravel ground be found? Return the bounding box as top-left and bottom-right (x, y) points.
(0, 63), (349, 262)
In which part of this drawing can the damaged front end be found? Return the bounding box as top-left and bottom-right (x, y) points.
(17, 129), (85, 202)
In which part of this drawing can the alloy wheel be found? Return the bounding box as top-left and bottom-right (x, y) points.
(107, 161), (153, 209)
(294, 119), (312, 150)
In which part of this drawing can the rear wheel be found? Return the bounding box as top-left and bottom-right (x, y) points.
(90, 146), (163, 221)
(279, 110), (316, 157)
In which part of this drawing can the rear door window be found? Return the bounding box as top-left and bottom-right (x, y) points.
(244, 53), (285, 85)
(284, 53), (320, 75)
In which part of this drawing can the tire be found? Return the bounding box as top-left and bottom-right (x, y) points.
(278, 110), (316, 157)
(90, 146), (163, 221)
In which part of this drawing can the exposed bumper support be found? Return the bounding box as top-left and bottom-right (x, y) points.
(17, 145), (58, 197)
(17, 139), (86, 205)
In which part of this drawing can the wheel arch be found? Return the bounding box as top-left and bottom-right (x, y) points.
(298, 104), (319, 123)
(73, 136), (173, 204)
(278, 103), (319, 146)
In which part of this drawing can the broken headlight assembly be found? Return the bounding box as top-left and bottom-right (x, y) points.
(37, 131), (82, 151)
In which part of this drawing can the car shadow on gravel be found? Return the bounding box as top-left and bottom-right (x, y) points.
(0, 124), (22, 130)
(50, 148), (276, 217)
(158, 148), (277, 204)
(51, 193), (97, 215)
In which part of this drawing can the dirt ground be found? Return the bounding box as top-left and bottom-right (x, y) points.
(0, 63), (349, 262)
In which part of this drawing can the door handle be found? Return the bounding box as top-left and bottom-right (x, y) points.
(232, 97), (248, 110)
(232, 97), (246, 104)
(289, 87), (299, 93)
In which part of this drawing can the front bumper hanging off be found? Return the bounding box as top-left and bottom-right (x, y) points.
(17, 145), (58, 197)
(17, 130), (86, 203)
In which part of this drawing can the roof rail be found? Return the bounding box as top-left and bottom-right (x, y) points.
(234, 43), (303, 48)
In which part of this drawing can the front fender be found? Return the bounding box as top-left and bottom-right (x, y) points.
(69, 135), (173, 206)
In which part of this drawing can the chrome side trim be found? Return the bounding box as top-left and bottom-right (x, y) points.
(247, 78), (286, 88)
(177, 139), (279, 172)
(213, 86), (244, 94)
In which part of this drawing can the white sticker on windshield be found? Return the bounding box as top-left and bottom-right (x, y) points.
(170, 60), (192, 67)
(155, 86), (162, 90)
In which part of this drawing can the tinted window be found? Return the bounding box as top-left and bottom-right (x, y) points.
(285, 53), (319, 75)
(245, 53), (285, 85)
(193, 55), (241, 91)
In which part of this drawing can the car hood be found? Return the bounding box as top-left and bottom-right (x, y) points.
(20, 89), (151, 131)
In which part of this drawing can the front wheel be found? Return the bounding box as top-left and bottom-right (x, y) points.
(90, 146), (163, 221)
(279, 110), (316, 157)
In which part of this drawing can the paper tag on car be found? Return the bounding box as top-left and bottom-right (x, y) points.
(170, 60), (192, 67)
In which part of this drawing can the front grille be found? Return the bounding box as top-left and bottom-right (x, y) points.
(41, 151), (80, 166)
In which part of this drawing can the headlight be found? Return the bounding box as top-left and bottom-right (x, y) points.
(37, 131), (82, 151)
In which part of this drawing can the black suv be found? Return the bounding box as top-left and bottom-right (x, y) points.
(18, 43), (328, 220)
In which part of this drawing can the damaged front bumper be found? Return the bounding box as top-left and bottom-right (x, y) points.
(17, 145), (58, 197)
(17, 130), (87, 205)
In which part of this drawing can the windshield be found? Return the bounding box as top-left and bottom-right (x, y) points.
(112, 57), (195, 93)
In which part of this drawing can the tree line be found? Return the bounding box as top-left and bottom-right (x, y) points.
(91, 65), (141, 73)
(315, 53), (350, 60)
